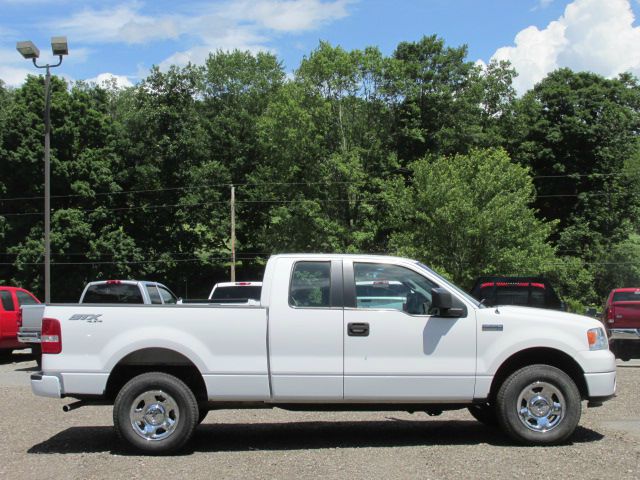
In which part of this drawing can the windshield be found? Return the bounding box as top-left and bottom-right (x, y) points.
(415, 262), (483, 308)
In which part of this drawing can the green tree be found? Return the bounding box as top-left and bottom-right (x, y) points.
(513, 69), (640, 254)
(389, 35), (486, 160)
(389, 148), (557, 288)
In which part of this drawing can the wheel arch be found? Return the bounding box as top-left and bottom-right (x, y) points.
(105, 347), (207, 402)
(487, 347), (588, 402)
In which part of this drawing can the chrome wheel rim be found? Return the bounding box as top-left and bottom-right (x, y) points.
(517, 381), (565, 433)
(129, 390), (179, 441)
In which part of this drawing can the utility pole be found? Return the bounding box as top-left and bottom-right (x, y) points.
(230, 185), (236, 282)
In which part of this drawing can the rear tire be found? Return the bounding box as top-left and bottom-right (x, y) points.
(113, 372), (199, 454)
(496, 365), (581, 445)
(32, 345), (42, 368)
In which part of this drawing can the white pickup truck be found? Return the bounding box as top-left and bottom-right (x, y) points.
(31, 254), (616, 454)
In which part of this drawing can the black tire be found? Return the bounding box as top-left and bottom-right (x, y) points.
(496, 364), (581, 445)
(197, 408), (209, 425)
(32, 345), (42, 368)
(468, 403), (499, 427)
(113, 372), (199, 454)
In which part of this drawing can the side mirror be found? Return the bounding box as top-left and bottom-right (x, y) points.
(431, 288), (465, 318)
(431, 288), (452, 309)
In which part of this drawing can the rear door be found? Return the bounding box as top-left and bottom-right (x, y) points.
(267, 258), (344, 401)
(0, 290), (18, 339)
(343, 260), (476, 402)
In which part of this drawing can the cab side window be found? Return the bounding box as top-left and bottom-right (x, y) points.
(0, 291), (15, 311)
(289, 262), (331, 308)
(158, 286), (177, 304)
(146, 285), (163, 304)
(353, 262), (439, 315)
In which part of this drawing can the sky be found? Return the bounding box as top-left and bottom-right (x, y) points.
(0, 0), (639, 93)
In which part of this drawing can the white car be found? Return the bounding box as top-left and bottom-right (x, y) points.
(30, 254), (615, 454)
(208, 281), (262, 305)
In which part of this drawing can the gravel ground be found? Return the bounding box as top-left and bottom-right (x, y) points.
(0, 350), (639, 480)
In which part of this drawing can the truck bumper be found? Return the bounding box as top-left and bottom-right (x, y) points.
(18, 331), (41, 344)
(31, 373), (62, 398)
(584, 370), (616, 399)
(608, 328), (640, 341)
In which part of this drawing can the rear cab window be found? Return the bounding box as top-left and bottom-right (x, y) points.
(82, 283), (144, 304)
(612, 290), (640, 302)
(16, 290), (39, 306)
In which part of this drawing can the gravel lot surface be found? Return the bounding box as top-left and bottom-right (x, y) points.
(1, 350), (639, 480)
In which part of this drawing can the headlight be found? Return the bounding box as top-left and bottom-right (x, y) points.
(587, 327), (607, 351)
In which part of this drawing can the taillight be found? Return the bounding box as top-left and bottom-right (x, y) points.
(17, 308), (23, 328)
(41, 318), (62, 354)
(607, 306), (615, 324)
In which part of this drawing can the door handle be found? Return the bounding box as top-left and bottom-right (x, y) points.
(348, 322), (369, 337)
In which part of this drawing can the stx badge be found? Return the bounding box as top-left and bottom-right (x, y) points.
(69, 314), (103, 323)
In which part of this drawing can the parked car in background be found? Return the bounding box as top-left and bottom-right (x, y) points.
(19, 280), (178, 361)
(0, 286), (40, 357)
(602, 287), (640, 360)
(208, 281), (262, 304)
(80, 280), (178, 304)
(469, 276), (565, 311)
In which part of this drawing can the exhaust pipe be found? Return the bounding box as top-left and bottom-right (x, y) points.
(62, 400), (85, 412)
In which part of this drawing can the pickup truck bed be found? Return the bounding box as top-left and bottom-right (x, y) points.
(30, 254), (616, 454)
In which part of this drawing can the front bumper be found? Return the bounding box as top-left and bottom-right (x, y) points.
(31, 373), (62, 398)
(608, 328), (640, 341)
(584, 370), (616, 399)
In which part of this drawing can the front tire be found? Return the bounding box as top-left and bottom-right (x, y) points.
(496, 365), (581, 445)
(113, 372), (199, 454)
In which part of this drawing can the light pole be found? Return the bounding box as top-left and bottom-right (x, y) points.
(16, 37), (68, 304)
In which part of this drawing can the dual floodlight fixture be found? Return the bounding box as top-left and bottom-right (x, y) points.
(16, 36), (68, 61)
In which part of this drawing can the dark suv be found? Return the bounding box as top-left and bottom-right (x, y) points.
(469, 276), (565, 310)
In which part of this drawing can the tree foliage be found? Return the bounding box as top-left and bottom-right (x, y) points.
(0, 39), (638, 305)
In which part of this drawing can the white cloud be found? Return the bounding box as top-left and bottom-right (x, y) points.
(50, 0), (354, 70)
(229, 0), (352, 32)
(55, 2), (180, 44)
(84, 72), (133, 88)
(0, 64), (33, 86)
(533, 0), (555, 10)
(491, 0), (640, 93)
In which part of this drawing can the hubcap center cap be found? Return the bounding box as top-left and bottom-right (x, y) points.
(529, 395), (551, 417)
(144, 404), (166, 425)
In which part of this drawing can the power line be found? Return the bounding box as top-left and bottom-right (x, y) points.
(0, 197), (388, 217)
(1, 172), (634, 203)
(0, 180), (368, 203)
(0, 255), (265, 266)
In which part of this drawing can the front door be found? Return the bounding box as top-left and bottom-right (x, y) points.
(343, 260), (476, 402)
(268, 258), (344, 401)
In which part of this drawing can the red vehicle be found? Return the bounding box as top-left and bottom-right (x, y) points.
(0, 286), (40, 357)
(603, 287), (640, 360)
